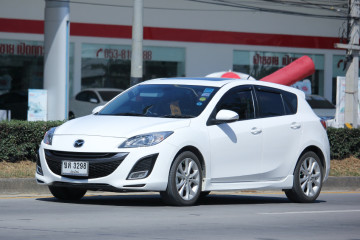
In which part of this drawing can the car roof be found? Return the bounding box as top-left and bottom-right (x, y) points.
(141, 77), (236, 87)
(141, 77), (305, 97)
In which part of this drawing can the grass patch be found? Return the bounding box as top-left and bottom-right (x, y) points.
(330, 157), (360, 177)
(0, 161), (35, 178)
(0, 157), (359, 178)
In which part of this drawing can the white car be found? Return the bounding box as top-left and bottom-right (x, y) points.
(36, 78), (330, 206)
(305, 94), (336, 120)
(69, 88), (123, 118)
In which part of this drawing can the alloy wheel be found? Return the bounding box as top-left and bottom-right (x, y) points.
(175, 157), (200, 201)
(299, 157), (322, 197)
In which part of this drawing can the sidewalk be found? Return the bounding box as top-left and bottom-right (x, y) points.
(0, 177), (359, 195)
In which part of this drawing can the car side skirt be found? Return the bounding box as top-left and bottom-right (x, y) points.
(202, 175), (294, 191)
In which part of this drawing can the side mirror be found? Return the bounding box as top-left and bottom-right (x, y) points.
(92, 105), (104, 114)
(215, 109), (239, 123)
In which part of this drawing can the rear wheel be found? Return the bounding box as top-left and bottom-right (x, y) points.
(161, 151), (202, 206)
(49, 186), (87, 201)
(285, 151), (323, 203)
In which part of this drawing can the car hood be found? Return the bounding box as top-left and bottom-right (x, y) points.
(54, 115), (191, 138)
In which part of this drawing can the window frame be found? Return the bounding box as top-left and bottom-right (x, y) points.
(253, 85), (297, 118)
(207, 85), (256, 125)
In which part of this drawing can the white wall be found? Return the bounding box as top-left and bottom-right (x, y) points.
(0, 0), (347, 102)
(0, 0), (345, 37)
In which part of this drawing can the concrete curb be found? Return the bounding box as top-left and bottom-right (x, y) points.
(0, 178), (50, 195)
(0, 177), (359, 196)
(322, 176), (360, 191)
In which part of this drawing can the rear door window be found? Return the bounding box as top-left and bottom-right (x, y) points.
(255, 86), (298, 117)
(255, 87), (285, 118)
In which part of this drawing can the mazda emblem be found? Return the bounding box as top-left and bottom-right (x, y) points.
(74, 139), (85, 148)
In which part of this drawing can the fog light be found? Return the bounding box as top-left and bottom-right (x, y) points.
(36, 165), (43, 176)
(127, 154), (158, 180)
(128, 170), (149, 180)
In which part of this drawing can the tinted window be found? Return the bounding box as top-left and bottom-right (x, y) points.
(282, 91), (298, 115)
(98, 91), (122, 101)
(306, 95), (335, 109)
(216, 87), (255, 121)
(75, 91), (89, 101)
(76, 91), (99, 103)
(99, 84), (219, 118)
(256, 89), (284, 117)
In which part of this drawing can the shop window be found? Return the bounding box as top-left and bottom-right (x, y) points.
(233, 51), (324, 97)
(0, 40), (74, 120)
(81, 44), (185, 91)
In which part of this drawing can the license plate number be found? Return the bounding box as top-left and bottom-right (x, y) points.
(61, 161), (89, 176)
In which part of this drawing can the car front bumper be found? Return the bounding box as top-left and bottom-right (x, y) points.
(36, 137), (178, 192)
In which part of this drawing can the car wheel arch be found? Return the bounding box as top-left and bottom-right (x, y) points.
(296, 145), (326, 178)
(173, 146), (206, 178)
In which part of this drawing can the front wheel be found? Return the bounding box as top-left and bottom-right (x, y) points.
(49, 186), (87, 201)
(285, 151), (323, 203)
(161, 151), (202, 206)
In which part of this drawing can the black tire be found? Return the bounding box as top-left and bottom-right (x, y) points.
(285, 151), (323, 203)
(161, 151), (202, 206)
(68, 111), (75, 120)
(200, 191), (211, 198)
(49, 186), (87, 201)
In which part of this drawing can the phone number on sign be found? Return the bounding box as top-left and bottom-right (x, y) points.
(102, 49), (152, 60)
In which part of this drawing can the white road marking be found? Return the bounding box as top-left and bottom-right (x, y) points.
(259, 209), (360, 215)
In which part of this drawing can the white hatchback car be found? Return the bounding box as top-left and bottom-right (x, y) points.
(36, 78), (330, 206)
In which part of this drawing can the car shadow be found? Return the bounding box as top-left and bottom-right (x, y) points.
(36, 193), (326, 207)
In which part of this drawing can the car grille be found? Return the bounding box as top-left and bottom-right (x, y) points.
(44, 150), (128, 179)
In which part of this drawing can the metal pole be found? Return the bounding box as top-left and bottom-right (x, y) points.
(130, 0), (143, 86)
(345, 0), (359, 128)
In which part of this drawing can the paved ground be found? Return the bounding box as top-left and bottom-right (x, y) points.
(0, 191), (359, 240)
(1, 176), (359, 195)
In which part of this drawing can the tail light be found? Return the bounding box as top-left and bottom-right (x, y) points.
(320, 119), (327, 130)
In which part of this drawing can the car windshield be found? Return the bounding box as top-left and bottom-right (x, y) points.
(98, 91), (123, 101)
(98, 84), (219, 118)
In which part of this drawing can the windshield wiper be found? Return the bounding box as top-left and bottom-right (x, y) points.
(161, 114), (195, 118)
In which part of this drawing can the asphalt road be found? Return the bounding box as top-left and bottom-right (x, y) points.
(0, 191), (359, 240)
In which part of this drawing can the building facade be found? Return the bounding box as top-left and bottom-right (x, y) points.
(0, 0), (350, 119)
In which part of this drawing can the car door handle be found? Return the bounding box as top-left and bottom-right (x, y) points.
(251, 127), (262, 135)
(290, 122), (301, 130)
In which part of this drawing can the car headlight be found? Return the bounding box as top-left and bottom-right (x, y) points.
(119, 131), (173, 148)
(43, 127), (56, 145)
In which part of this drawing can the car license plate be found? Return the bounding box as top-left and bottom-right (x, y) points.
(61, 160), (89, 176)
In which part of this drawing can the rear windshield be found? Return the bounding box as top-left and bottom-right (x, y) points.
(306, 95), (335, 109)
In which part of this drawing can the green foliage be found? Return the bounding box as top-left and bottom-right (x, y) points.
(0, 120), (63, 162)
(327, 128), (360, 159)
